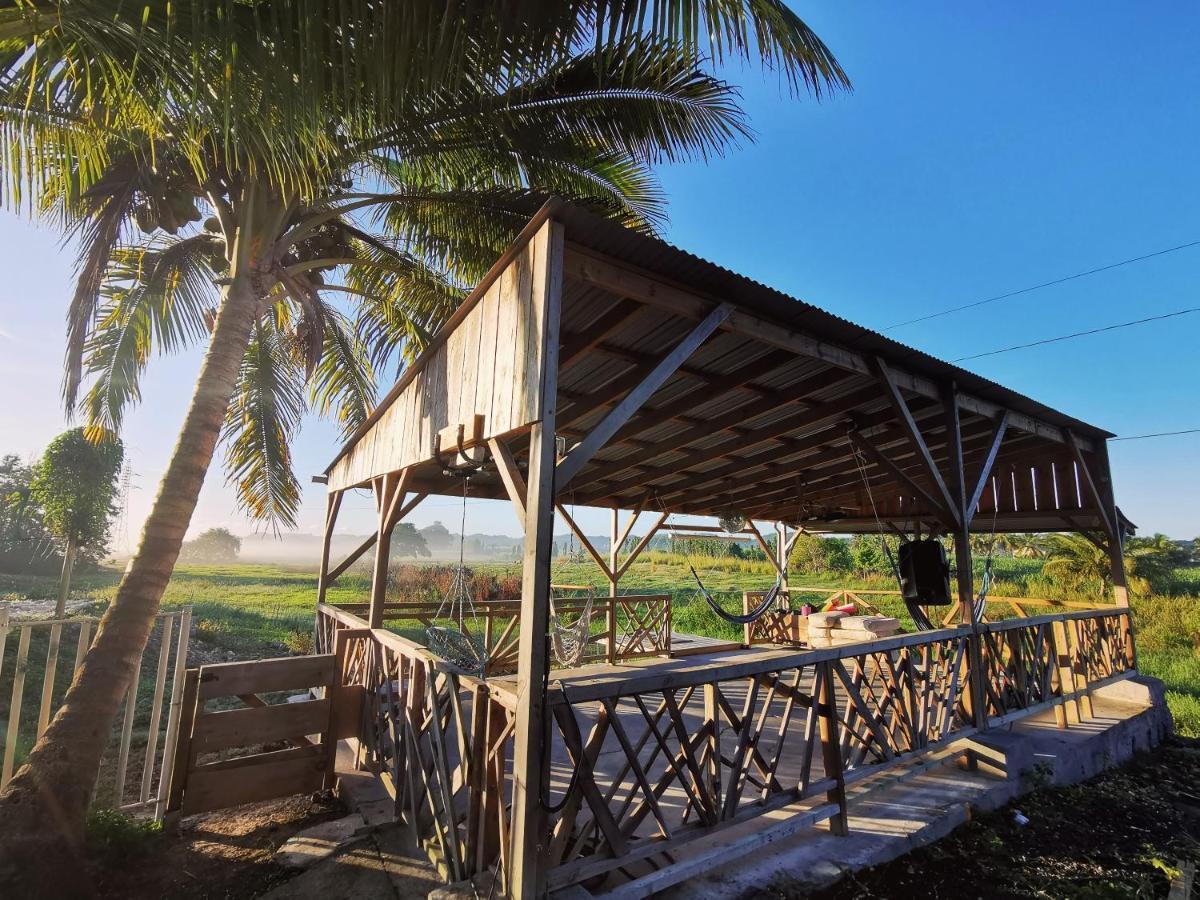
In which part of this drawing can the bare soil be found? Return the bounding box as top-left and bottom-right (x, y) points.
(755, 736), (1200, 899)
(90, 794), (345, 899)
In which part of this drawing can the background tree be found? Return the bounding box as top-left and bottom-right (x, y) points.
(0, 455), (59, 574)
(178, 527), (242, 564)
(29, 429), (124, 616)
(1043, 532), (1180, 597)
(390, 523), (431, 559)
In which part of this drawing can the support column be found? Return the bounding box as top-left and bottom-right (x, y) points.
(942, 384), (973, 624)
(369, 472), (405, 629)
(510, 219), (564, 899)
(608, 508), (619, 663)
(316, 491), (343, 604)
(1096, 441), (1129, 609)
(775, 522), (790, 597)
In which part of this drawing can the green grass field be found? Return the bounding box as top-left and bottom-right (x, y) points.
(1, 552), (1198, 779)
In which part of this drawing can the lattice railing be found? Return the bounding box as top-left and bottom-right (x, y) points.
(320, 594), (671, 674)
(318, 601), (1135, 895)
(542, 656), (848, 893)
(829, 629), (971, 773)
(337, 626), (516, 888)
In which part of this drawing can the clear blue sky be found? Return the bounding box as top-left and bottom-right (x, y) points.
(1, 2), (1197, 548)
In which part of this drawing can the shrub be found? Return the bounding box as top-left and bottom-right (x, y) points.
(85, 808), (162, 864)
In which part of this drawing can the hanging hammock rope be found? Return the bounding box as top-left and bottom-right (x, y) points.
(547, 497), (597, 667)
(658, 495), (788, 625)
(849, 434), (936, 631)
(425, 473), (489, 675)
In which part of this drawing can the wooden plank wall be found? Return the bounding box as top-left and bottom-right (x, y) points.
(328, 230), (553, 490)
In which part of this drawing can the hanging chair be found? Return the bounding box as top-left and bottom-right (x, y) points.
(424, 476), (490, 676)
(549, 589), (596, 667)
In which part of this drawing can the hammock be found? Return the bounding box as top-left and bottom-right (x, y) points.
(549, 591), (595, 667)
(690, 565), (785, 625)
(424, 475), (489, 675)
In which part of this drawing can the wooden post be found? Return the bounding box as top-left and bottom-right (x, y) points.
(608, 508), (619, 664)
(816, 662), (848, 835)
(1095, 441), (1130, 610)
(317, 491), (343, 604)
(776, 522), (790, 598)
(369, 472), (406, 629)
(510, 219), (564, 900)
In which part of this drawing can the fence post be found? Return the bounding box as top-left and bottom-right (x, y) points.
(1051, 618), (1080, 727)
(817, 661), (848, 835)
(157, 608), (192, 819)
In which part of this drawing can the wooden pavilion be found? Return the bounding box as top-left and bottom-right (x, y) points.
(290, 200), (1136, 897)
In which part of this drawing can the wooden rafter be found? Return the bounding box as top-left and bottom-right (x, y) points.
(557, 303), (733, 487)
(873, 358), (960, 527)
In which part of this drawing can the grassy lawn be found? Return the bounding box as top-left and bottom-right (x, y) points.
(1, 553), (1197, 791)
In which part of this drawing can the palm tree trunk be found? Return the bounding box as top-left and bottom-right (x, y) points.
(0, 273), (261, 892)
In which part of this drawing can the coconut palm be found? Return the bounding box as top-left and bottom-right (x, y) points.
(1042, 532), (1173, 597)
(0, 10), (848, 887)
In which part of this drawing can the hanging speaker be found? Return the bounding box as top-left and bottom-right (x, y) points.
(897, 538), (952, 606)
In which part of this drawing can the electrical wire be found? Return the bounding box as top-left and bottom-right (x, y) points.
(952, 307), (1200, 362)
(885, 239), (1200, 330)
(1110, 428), (1200, 441)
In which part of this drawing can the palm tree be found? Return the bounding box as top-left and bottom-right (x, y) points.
(0, 4), (848, 885)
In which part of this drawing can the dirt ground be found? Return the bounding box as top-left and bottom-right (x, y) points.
(87, 738), (1200, 899)
(752, 736), (1200, 900)
(90, 794), (346, 899)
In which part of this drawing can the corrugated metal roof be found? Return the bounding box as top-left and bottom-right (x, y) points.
(549, 200), (1113, 440)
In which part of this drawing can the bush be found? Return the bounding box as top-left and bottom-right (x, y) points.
(85, 808), (162, 864)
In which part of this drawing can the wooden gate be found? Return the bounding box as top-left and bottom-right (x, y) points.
(164, 654), (340, 820)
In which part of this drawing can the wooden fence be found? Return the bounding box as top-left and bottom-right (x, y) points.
(322, 602), (1134, 895)
(745, 587), (1116, 646)
(165, 653), (340, 820)
(0, 607), (191, 818)
(317, 593), (672, 673)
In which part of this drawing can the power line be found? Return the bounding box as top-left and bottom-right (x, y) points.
(1110, 428), (1200, 442)
(952, 307), (1200, 362)
(885, 239), (1200, 330)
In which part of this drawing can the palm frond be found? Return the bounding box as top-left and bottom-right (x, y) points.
(79, 234), (221, 431)
(222, 317), (304, 529)
(308, 304), (377, 440)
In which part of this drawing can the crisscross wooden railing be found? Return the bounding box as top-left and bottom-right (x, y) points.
(318, 594), (671, 673)
(318, 602), (1136, 895)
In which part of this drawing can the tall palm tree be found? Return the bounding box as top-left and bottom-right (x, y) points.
(0, 3), (848, 887)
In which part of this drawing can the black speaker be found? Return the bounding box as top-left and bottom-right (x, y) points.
(897, 539), (952, 606)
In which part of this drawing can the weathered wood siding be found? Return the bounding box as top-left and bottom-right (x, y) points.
(328, 221), (557, 490)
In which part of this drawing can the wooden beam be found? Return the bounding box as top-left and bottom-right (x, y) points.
(316, 491), (343, 604)
(847, 429), (955, 524)
(327, 533), (377, 583)
(555, 504), (613, 580)
(1066, 431), (1116, 545)
(510, 219), (564, 900)
(369, 470), (409, 628)
(874, 358), (960, 528)
(570, 369), (860, 495)
(556, 302), (733, 487)
(488, 437), (528, 526)
(615, 512), (669, 580)
(558, 298), (642, 367)
(563, 244), (1096, 452)
(966, 412), (1009, 522)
